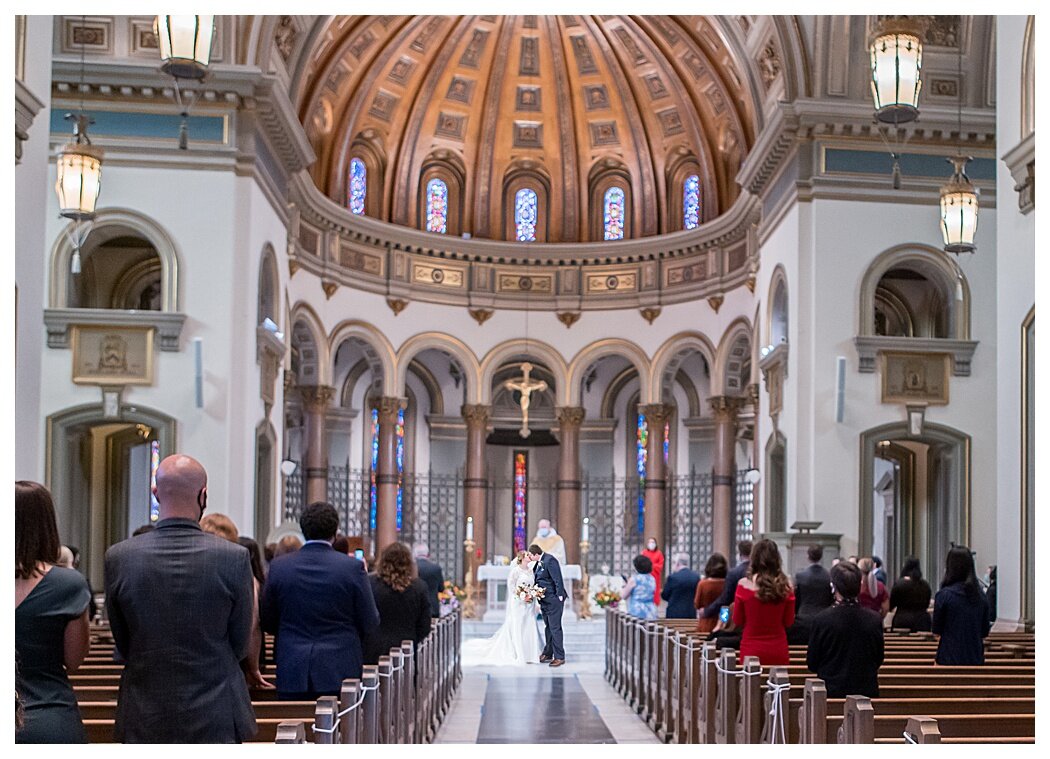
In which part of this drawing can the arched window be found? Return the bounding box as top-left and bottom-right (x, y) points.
(603, 186), (626, 240)
(348, 157), (367, 215)
(683, 174), (701, 230)
(515, 188), (538, 242)
(425, 178), (449, 234)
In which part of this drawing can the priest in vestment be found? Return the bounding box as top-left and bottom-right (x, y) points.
(530, 519), (567, 566)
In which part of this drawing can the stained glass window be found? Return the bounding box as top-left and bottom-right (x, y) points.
(513, 451), (528, 553)
(603, 186), (626, 240)
(349, 157), (367, 215)
(370, 407), (379, 530)
(515, 187), (538, 242)
(426, 177), (449, 234)
(636, 412), (648, 533)
(663, 420), (670, 466)
(683, 174), (700, 229)
(395, 407), (405, 531)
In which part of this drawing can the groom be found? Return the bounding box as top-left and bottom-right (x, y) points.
(528, 543), (567, 667)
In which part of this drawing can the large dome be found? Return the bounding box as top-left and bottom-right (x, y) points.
(292, 16), (761, 243)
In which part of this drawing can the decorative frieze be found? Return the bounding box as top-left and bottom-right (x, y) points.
(853, 335), (978, 377)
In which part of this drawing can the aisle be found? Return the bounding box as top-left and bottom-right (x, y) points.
(434, 662), (660, 744)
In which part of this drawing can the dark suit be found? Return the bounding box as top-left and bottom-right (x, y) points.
(794, 563), (834, 618)
(416, 557), (445, 618)
(104, 518), (257, 743)
(807, 603), (885, 698)
(661, 567), (701, 619)
(702, 559), (749, 618)
(260, 542), (379, 699)
(533, 553), (566, 661)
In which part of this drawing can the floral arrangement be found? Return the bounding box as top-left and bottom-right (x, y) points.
(515, 582), (545, 604)
(593, 588), (621, 608)
(439, 580), (467, 611)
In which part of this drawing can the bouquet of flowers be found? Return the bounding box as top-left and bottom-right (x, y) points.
(593, 588), (621, 608)
(438, 580), (467, 614)
(515, 582), (545, 604)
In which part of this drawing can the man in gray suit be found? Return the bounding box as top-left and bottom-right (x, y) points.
(104, 454), (256, 743)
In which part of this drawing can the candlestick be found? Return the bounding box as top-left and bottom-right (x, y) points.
(577, 539), (592, 620)
(466, 516), (474, 541)
(582, 516), (590, 543)
(462, 537), (477, 619)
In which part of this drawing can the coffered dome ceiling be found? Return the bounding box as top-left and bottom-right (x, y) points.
(292, 15), (762, 243)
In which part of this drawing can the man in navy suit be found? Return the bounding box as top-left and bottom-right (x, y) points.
(261, 502), (379, 700)
(528, 543), (567, 667)
(661, 554), (701, 619)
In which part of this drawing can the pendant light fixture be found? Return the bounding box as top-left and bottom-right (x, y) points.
(869, 16), (925, 124)
(55, 16), (103, 274)
(939, 41), (979, 254)
(154, 15), (215, 149)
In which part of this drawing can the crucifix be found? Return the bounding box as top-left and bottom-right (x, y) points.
(503, 361), (547, 438)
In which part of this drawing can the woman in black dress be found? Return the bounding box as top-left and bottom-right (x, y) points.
(363, 543), (433, 665)
(932, 545), (991, 665)
(889, 556), (932, 632)
(15, 482), (92, 743)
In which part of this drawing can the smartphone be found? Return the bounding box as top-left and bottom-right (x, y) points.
(354, 549), (365, 560)
(718, 606), (731, 624)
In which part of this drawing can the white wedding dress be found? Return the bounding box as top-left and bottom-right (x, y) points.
(461, 561), (542, 666)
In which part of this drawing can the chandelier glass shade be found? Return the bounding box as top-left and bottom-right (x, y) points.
(939, 156), (979, 254)
(54, 118), (103, 221)
(156, 15), (215, 80)
(869, 17), (924, 123)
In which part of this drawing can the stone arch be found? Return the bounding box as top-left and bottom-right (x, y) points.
(858, 243), (972, 340)
(258, 243), (281, 327)
(713, 317), (753, 397)
(395, 332), (482, 405)
(766, 265), (788, 349)
(289, 301), (330, 386)
(650, 331), (718, 402)
(49, 207), (181, 311)
(480, 339), (569, 406)
(328, 319), (397, 397)
(568, 339), (651, 407)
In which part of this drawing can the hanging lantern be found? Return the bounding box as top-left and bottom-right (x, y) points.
(54, 114), (103, 221)
(155, 15), (215, 80)
(869, 16), (925, 124)
(939, 155), (979, 254)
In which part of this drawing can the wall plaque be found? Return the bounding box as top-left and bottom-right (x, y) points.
(881, 352), (950, 405)
(72, 325), (154, 386)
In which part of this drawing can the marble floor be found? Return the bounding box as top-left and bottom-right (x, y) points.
(433, 661), (660, 744)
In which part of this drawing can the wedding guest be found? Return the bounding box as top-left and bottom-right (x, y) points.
(131, 524), (155, 536)
(807, 561), (884, 698)
(332, 534), (351, 555)
(702, 540), (752, 620)
(261, 501), (379, 700)
(789, 544), (834, 645)
(889, 557), (932, 632)
(642, 537), (666, 605)
(872, 555), (888, 585)
(694, 553), (727, 634)
(933, 545), (991, 665)
(622, 555), (658, 620)
(238, 536), (272, 676)
(274, 535), (303, 557)
(264, 543), (277, 564)
(858, 557), (889, 618)
(104, 455), (257, 742)
(413, 543), (445, 618)
(363, 543), (432, 664)
(661, 554), (700, 619)
(15, 482), (92, 743)
(732, 539), (795, 665)
(200, 513), (239, 543)
(985, 565), (998, 622)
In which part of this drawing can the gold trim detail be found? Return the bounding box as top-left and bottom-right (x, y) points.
(387, 298), (409, 316)
(708, 295), (724, 313)
(639, 307), (661, 324)
(557, 312), (581, 328)
(71, 325), (155, 386)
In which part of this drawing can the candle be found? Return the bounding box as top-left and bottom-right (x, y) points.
(582, 517), (590, 542)
(466, 516), (474, 541)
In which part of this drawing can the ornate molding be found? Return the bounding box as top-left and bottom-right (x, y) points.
(468, 308), (493, 325)
(298, 384), (335, 411)
(1002, 132), (1035, 215)
(556, 406), (586, 428)
(640, 403), (673, 427)
(375, 395), (405, 421)
(256, 326), (287, 410)
(709, 395), (745, 421)
(386, 298), (408, 316)
(853, 335), (978, 377)
(460, 403), (491, 427)
(557, 311), (581, 328)
(639, 307), (661, 324)
(44, 308), (186, 352)
(15, 77), (45, 164)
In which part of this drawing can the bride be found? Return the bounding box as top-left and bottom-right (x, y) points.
(461, 551), (542, 666)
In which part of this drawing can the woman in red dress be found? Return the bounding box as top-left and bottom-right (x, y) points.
(641, 537), (665, 606)
(732, 539), (795, 665)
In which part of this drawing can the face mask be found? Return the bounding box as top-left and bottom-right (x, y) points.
(538, 528), (550, 537)
(647, 542), (656, 550)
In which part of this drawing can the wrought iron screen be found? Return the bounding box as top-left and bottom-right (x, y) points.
(581, 476), (635, 576)
(283, 469), (304, 521)
(668, 470), (713, 567)
(734, 470), (756, 548)
(403, 471), (463, 581)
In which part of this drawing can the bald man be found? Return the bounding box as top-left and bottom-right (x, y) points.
(104, 454), (257, 743)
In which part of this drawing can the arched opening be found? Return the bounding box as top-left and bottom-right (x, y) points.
(765, 432), (786, 533)
(257, 244), (280, 327)
(769, 274), (788, 348)
(874, 267), (950, 338)
(46, 403), (177, 591)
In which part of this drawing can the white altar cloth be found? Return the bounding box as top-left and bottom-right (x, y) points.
(477, 564), (582, 622)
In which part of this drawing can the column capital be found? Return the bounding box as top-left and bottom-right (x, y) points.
(556, 406), (586, 428)
(298, 384), (335, 411)
(746, 382), (760, 407)
(373, 395), (405, 420)
(640, 403), (673, 427)
(709, 395), (745, 420)
(461, 403), (491, 427)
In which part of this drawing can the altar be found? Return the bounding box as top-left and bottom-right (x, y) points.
(476, 564), (582, 622)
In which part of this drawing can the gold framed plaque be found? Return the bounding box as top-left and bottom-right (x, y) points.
(880, 351), (950, 405)
(72, 325), (155, 386)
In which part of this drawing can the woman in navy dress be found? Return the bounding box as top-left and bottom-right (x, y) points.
(15, 481), (92, 743)
(932, 545), (991, 665)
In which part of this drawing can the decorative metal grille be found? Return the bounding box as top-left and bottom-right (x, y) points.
(734, 470), (756, 548)
(581, 476), (635, 576)
(283, 469), (304, 521)
(403, 471), (463, 581)
(327, 466), (371, 540)
(668, 470), (713, 567)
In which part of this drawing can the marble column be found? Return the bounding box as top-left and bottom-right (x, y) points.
(641, 404), (672, 553)
(710, 396), (744, 558)
(299, 385), (334, 506)
(556, 406), (586, 565)
(461, 404), (490, 576)
(374, 396), (403, 554)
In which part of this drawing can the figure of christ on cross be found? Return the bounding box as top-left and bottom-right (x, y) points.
(503, 361), (547, 438)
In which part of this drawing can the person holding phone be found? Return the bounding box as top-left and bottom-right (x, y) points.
(694, 553), (728, 633)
